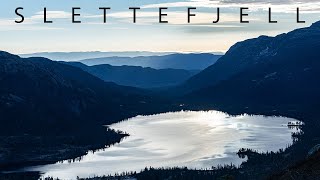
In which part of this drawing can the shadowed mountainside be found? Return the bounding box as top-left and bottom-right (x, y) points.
(180, 21), (320, 114)
(0, 52), (173, 168)
(0, 52), (167, 135)
(176, 22), (320, 97)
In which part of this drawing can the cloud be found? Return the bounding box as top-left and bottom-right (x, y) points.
(0, 11), (71, 31)
(0, 18), (63, 31)
(106, 10), (258, 26)
(219, 0), (318, 4)
(178, 22), (287, 34)
(141, 0), (320, 13)
(0, 4), (317, 32)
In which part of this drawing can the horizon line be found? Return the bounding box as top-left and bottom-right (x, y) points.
(17, 50), (226, 55)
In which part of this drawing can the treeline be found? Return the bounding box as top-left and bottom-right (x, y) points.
(0, 127), (127, 171)
(73, 165), (244, 180)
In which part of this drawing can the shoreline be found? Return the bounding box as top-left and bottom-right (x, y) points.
(0, 133), (129, 173)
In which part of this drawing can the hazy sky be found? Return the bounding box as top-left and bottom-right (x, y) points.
(0, 0), (319, 54)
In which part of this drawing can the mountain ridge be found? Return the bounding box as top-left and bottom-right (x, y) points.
(0, 52), (170, 136)
(181, 21), (320, 115)
(63, 62), (199, 88)
(178, 21), (320, 95)
(20, 52), (224, 62)
(79, 53), (221, 70)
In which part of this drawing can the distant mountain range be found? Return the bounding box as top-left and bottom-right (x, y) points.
(181, 21), (320, 113)
(20, 51), (224, 62)
(79, 53), (222, 70)
(64, 62), (199, 88)
(19, 51), (176, 61)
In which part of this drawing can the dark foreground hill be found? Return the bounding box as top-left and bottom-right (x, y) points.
(0, 52), (167, 135)
(271, 151), (320, 179)
(64, 62), (199, 88)
(178, 22), (320, 97)
(0, 52), (172, 168)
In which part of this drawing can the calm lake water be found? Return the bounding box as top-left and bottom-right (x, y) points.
(24, 110), (301, 179)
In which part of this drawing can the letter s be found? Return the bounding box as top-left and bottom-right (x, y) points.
(15, 7), (24, 23)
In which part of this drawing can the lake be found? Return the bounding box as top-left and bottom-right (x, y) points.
(23, 110), (301, 179)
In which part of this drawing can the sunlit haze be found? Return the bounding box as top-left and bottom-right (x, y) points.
(0, 0), (319, 53)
